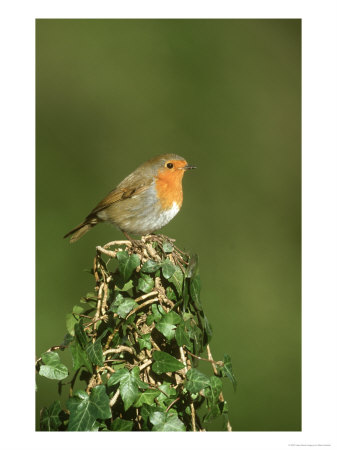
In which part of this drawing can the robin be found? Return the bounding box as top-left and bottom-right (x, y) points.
(64, 154), (196, 243)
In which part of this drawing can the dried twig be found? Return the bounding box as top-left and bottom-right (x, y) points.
(109, 388), (120, 408)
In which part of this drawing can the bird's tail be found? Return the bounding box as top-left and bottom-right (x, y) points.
(63, 218), (98, 243)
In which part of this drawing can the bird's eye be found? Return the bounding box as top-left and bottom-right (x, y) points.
(166, 162), (174, 169)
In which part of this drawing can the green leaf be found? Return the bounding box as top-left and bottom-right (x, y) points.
(60, 332), (74, 347)
(114, 278), (134, 292)
(85, 339), (103, 366)
(107, 368), (129, 386)
(137, 273), (155, 293)
(133, 389), (161, 407)
(119, 374), (140, 411)
(111, 417), (134, 431)
(140, 404), (160, 429)
(39, 352), (68, 381)
(141, 259), (162, 273)
(74, 319), (87, 349)
(185, 368), (210, 394)
(131, 366), (149, 389)
(138, 333), (152, 350)
(156, 382), (177, 404)
(70, 340), (92, 373)
(40, 401), (62, 431)
(66, 305), (85, 336)
(67, 385), (111, 431)
(162, 241), (174, 253)
(155, 322), (177, 340)
(186, 320), (203, 355)
(151, 304), (163, 322)
(185, 254), (199, 278)
(222, 354), (237, 391)
(204, 376), (223, 406)
(109, 292), (124, 312)
(152, 351), (185, 374)
(116, 298), (137, 319)
(161, 258), (176, 279)
(168, 267), (184, 296)
(146, 313), (155, 325)
(203, 314), (213, 342)
(190, 274), (202, 309)
(107, 367), (145, 411)
(166, 286), (177, 301)
(116, 251), (140, 282)
(182, 280), (190, 310)
(149, 411), (186, 431)
(203, 405), (221, 423)
(175, 323), (192, 350)
(155, 311), (181, 341)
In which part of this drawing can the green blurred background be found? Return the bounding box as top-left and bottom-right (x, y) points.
(36, 19), (301, 431)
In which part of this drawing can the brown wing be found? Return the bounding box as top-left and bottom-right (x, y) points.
(88, 183), (150, 217)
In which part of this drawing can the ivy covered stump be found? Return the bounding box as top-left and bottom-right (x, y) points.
(37, 236), (236, 431)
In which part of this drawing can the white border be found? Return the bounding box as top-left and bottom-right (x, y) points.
(1, 1), (336, 449)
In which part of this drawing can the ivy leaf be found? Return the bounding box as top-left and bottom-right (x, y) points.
(40, 401), (62, 431)
(155, 311), (182, 341)
(140, 404), (161, 430)
(185, 368), (210, 394)
(66, 305), (85, 336)
(133, 389), (161, 407)
(152, 351), (185, 374)
(204, 376), (223, 406)
(111, 417), (134, 431)
(107, 368), (129, 386)
(85, 339), (103, 366)
(146, 313), (155, 325)
(175, 323), (193, 350)
(203, 314), (213, 342)
(186, 320), (203, 355)
(114, 276), (134, 292)
(141, 259), (162, 273)
(185, 253), (199, 278)
(116, 251), (140, 282)
(107, 367), (144, 411)
(151, 304), (163, 323)
(39, 352), (68, 381)
(166, 286), (177, 301)
(222, 354), (237, 391)
(67, 385), (111, 431)
(149, 411), (186, 431)
(203, 405), (221, 423)
(168, 266), (184, 296)
(131, 366), (149, 389)
(138, 333), (152, 350)
(116, 298), (137, 319)
(182, 280), (190, 310)
(74, 319), (87, 349)
(109, 292), (124, 312)
(60, 332), (74, 347)
(161, 258), (176, 279)
(156, 322), (177, 340)
(119, 374), (141, 411)
(137, 273), (155, 293)
(70, 340), (92, 373)
(190, 274), (202, 310)
(156, 382), (177, 405)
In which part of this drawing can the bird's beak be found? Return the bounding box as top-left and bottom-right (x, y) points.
(182, 164), (197, 170)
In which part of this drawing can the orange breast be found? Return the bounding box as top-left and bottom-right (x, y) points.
(155, 169), (184, 210)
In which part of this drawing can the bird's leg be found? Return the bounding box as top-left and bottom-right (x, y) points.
(122, 230), (133, 242)
(121, 230), (144, 253)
